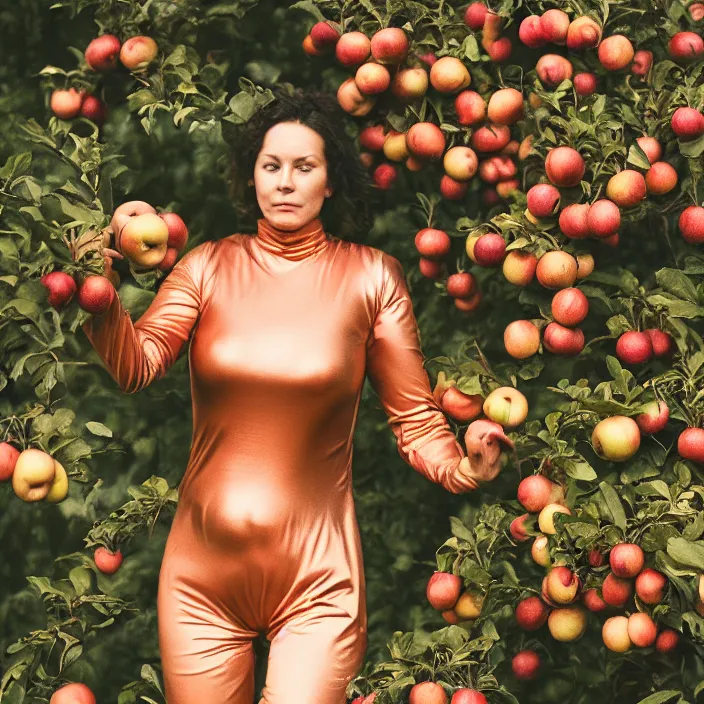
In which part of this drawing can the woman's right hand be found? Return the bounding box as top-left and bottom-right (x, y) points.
(461, 419), (514, 483)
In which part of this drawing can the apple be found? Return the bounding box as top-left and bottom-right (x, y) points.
(671, 107), (704, 140)
(610, 543), (645, 578)
(426, 571), (462, 610)
(486, 88), (523, 127)
(536, 54), (573, 87)
(85, 34), (121, 71)
(45, 459), (68, 503)
(497, 179), (522, 197)
(582, 588), (608, 612)
(454, 90), (486, 125)
(77, 275), (115, 315)
(545, 567), (581, 604)
(644, 328), (674, 357)
(486, 37), (513, 62)
(606, 170), (647, 208)
(519, 15), (547, 48)
(119, 213), (169, 267)
(158, 248), (179, 272)
(383, 131), (410, 162)
(441, 609), (459, 624)
(417, 52), (438, 67)
(406, 123), (445, 160)
(503, 250), (537, 286)
(573, 72), (598, 96)
(454, 590), (483, 621)
(512, 650), (541, 680)
(589, 549), (605, 567)
(679, 205), (704, 244)
(536, 251), (578, 289)
(483, 387), (528, 427)
(111, 200), (157, 239)
(419, 258), (445, 279)
(337, 78), (376, 116)
(532, 535), (551, 567)
(302, 35), (323, 56)
(592, 416), (641, 462)
(527, 184), (561, 218)
(543, 322), (585, 356)
(518, 475), (562, 513)
(602, 572), (633, 607)
(636, 136), (662, 164)
(500, 140), (520, 157)
(370, 27), (408, 64)
(656, 629), (680, 653)
(440, 175), (468, 200)
(473, 233), (506, 266)
(443, 146), (478, 181)
(538, 503), (571, 534)
(355, 62), (391, 94)
(310, 21), (340, 50)
(598, 35), (634, 71)
(440, 387), (483, 422)
(409, 682), (447, 704)
(668, 32), (704, 62)
(446, 272), (477, 298)
(478, 156), (516, 184)
(373, 163), (396, 189)
(94, 546), (124, 575)
(635, 400), (669, 434)
(587, 199), (621, 237)
(566, 16), (602, 50)
(50, 682), (96, 704)
(635, 568), (667, 604)
(464, 2), (487, 30)
(483, 188), (500, 206)
(504, 320), (541, 359)
(551, 288), (588, 327)
(79, 95), (107, 124)
(603, 616), (632, 652)
(50, 88), (84, 119)
(545, 147), (585, 187)
(627, 612), (657, 647)
(645, 162), (678, 195)
(450, 690), (487, 704)
(392, 67), (429, 100)
(548, 606), (587, 642)
(515, 596), (549, 631)
(471, 124), (511, 152)
(616, 331), (653, 365)
(510, 513), (531, 542)
(691, 3), (704, 20)
(559, 203), (591, 239)
(454, 291), (482, 312)
(415, 228), (451, 259)
(576, 253), (595, 279)
(429, 57), (471, 93)
(158, 212), (189, 252)
(40, 271), (77, 309)
(360, 125), (386, 152)
(0, 442), (21, 485)
(678, 427), (704, 463)
(120, 36), (158, 70)
(12, 448), (56, 502)
(631, 50), (653, 77)
(540, 9), (570, 43)
(335, 32), (371, 66)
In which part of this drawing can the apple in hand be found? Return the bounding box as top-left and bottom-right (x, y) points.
(94, 546), (124, 575)
(111, 200), (157, 242)
(12, 448), (57, 502)
(41, 271), (76, 309)
(45, 459), (69, 503)
(50, 682), (96, 704)
(119, 213), (169, 267)
(0, 442), (20, 482)
(482, 386), (528, 427)
(159, 212), (189, 251)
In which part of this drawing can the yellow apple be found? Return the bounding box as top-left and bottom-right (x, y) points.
(483, 386), (529, 428)
(12, 448), (56, 502)
(538, 503), (571, 534)
(45, 459), (69, 503)
(119, 213), (169, 268)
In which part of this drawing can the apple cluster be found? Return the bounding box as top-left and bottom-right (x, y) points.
(0, 445), (69, 504)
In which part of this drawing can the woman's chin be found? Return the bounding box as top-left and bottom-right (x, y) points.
(266, 210), (313, 231)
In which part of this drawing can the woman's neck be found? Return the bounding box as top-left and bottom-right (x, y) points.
(254, 217), (328, 261)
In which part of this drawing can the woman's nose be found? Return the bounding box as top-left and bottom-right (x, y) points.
(277, 166), (294, 190)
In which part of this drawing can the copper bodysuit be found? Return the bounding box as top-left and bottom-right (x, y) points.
(82, 217), (477, 703)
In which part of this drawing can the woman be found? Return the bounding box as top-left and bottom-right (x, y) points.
(83, 89), (512, 704)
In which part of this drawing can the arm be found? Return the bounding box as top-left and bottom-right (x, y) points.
(365, 253), (478, 494)
(81, 240), (216, 394)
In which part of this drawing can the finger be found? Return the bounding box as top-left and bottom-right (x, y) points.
(103, 248), (124, 260)
(484, 428), (515, 450)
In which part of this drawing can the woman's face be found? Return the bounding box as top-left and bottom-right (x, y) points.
(253, 121), (332, 231)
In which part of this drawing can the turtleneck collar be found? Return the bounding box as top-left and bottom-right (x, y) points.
(254, 217), (328, 261)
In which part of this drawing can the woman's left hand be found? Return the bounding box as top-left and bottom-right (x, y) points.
(459, 419), (514, 484)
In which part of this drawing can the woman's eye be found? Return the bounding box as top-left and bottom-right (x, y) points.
(299, 165), (312, 172)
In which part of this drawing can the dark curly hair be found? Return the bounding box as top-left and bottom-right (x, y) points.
(227, 86), (374, 242)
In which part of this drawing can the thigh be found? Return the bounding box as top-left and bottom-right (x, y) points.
(260, 612), (366, 704)
(158, 562), (257, 704)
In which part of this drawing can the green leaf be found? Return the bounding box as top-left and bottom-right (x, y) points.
(599, 481), (627, 530)
(289, 0), (327, 21)
(636, 691), (683, 704)
(563, 458), (597, 481)
(86, 421), (113, 438)
(449, 516), (475, 543)
(627, 143), (652, 170)
(667, 537), (704, 571)
(679, 132), (704, 158)
(656, 268), (699, 303)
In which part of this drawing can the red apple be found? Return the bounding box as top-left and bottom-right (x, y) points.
(631, 50), (653, 77)
(440, 175), (469, 200)
(415, 228), (451, 259)
(510, 513), (531, 542)
(360, 125), (386, 152)
(551, 288), (588, 327)
(355, 62), (391, 95)
(543, 322), (584, 355)
(671, 107), (704, 140)
(519, 16), (547, 48)
(679, 205), (704, 244)
(77, 275), (115, 315)
(540, 9), (570, 44)
(158, 212), (189, 252)
(419, 258), (445, 279)
(454, 291), (482, 312)
(545, 147), (585, 187)
(94, 546), (123, 575)
(512, 650), (541, 680)
(157, 247), (179, 272)
(628, 612), (657, 647)
(504, 320), (541, 359)
(430, 56), (471, 93)
(335, 32), (371, 66)
(610, 543), (644, 578)
(446, 272), (476, 298)
(515, 596), (549, 631)
(645, 162), (678, 195)
(536, 54), (574, 87)
(40, 271), (77, 309)
(479, 156), (516, 184)
(471, 124), (511, 152)
(337, 78), (376, 116)
(668, 32), (704, 62)
(370, 28), (409, 65)
(426, 571), (462, 610)
(0, 442), (20, 482)
(636, 400), (669, 434)
(616, 331), (653, 364)
(409, 682), (447, 704)
(598, 35), (634, 71)
(120, 36), (158, 71)
(486, 37), (513, 62)
(656, 629), (680, 653)
(473, 233), (506, 267)
(373, 163), (396, 189)
(606, 170), (647, 208)
(527, 184), (561, 218)
(454, 90), (486, 125)
(587, 199), (621, 237)
(559, 203), (591, 239)
(302, 35), (323, 56)
(566, 16), (602, 51)
(636, 136), (662, 164)
(644, 329), (674, 357)
(450, 690), (487, 704)
(582, 588), (608, 612)
(576, 253), (595, 279)
(440, 387), (483, 422)
(407, 122), (446, 160)
(487, 88), (524, 125)
(85, 34), (122, 71)
(517, 474), (562, 513)
(310, 21), (340, 50)
(464, 2), (487, 30)
(50, 682), (96, 704)
(79, 95), (107, 124)
(678, 427), (704, 464)
(573, 72), (598, 95)
(536, 251), (578, 289)
(503, 250), (537, 286)
(602, 572), (634, 607)
(635, 568), (667, 604)
(50, 88), (84, 120)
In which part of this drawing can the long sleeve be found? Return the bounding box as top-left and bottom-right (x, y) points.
(82, 240), (217, 394)
(365, 253), (478, 494)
